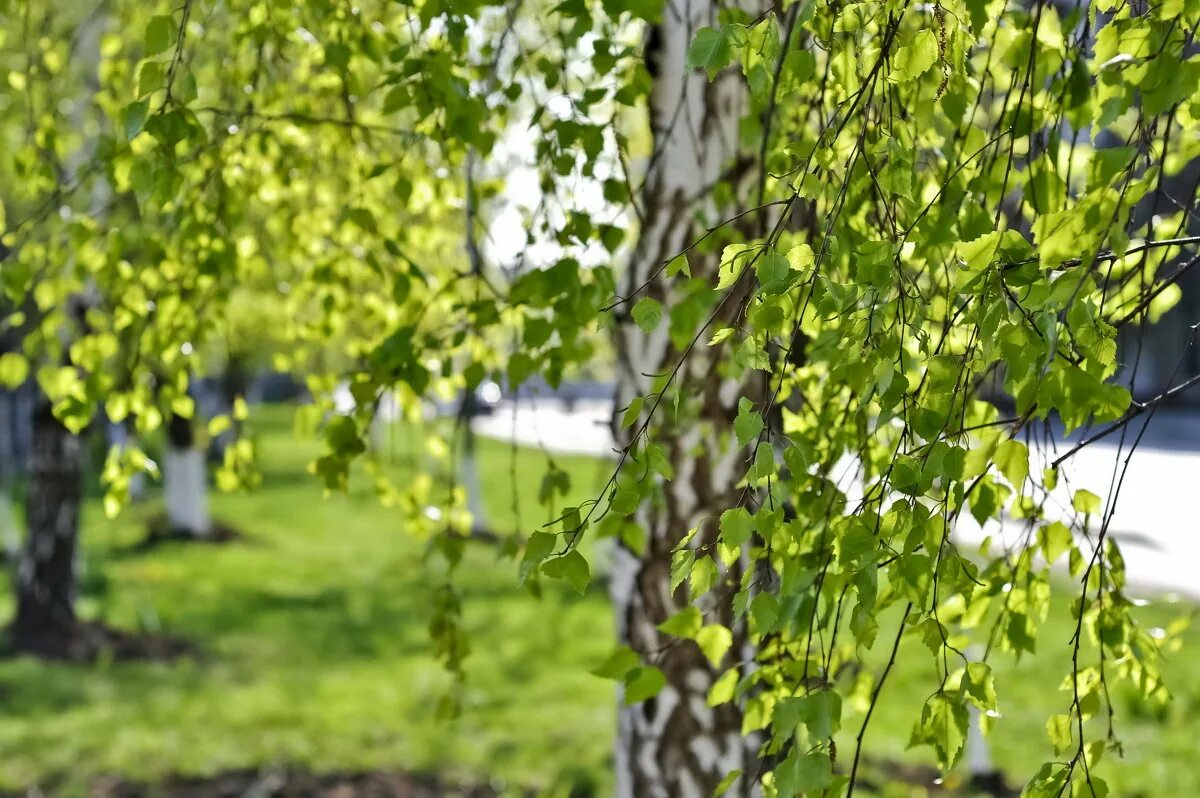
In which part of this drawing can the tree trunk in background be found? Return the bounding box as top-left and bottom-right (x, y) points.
(214, 354), (249, 460)
(0, 386), (23, 559)
(456, 391), (488, 534)
(11, 400), (84, 652)
(163, 413), (211, 537)
(611, 2), (761, 795)
(9, 7), (105, 656)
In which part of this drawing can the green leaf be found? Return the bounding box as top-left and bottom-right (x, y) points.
(145, 14), (176, 56)
(632, 297), (663, 333)
(658, 606), (703, 638)
(136, 59), (166, 97)
(708, 668), (739, 706)
(892, 29), (939, 83)
(708, 327), (735, 347)
(755, 249), (793, 294)
(519, 531), (557, 582)
(910, 692), (970, 770)
(837, 520), (876, 567)
(964, 662), (998, 712)
(591, 646), (640, 680)
(787, 243), (815, 271)
(610, 486), (640, 515)
(1039, 521), (1073, 563)
(623, 666), (666, 704)
(995, 439), (1029, 490)
(645, 442), (674, 480)
(666, 253), (690, 278)
(719, 507), (755, 549)
(690, 555), (717, 597)
(734, 397), (764, 447)
(804, 690), (843, 738)
(963, 432), (1001, 480)
(171, 394), (195, 419)
(954, 232), (1001, 293)
(750, 592), (781, 634)
(714, 769), (743, 796)
(748, 444), (774, 483)
(1045, 713), (1072, 755)
(621, 394), (645, 429)
(121, 100), (149, 141)
(717, 246), (751, 289)
(1073, 489), (1102, 515)
(695, 623), (732, 665)
(324, 415), (365, 455)
(507, 352), (536, 387)
(856, 240), (894, 289)
(686, 26), (735, 79)
(541, 549), (590, 594)
(772, 696), (806, 737)
(777, 690), (843, 740)
(1024, 763), (1070, 797)
(0, 352), (29, 388)
(670, 548), (695, 592)
(775, 751), (834, 795)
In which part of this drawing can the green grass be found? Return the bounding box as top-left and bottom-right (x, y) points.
(0, 405), (616, 796)
(836, 596), (1200, 797)
(0, 403), (1197, 797)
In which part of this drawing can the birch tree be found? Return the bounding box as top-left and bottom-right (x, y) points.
(609, 2), (767, 793)
(4, 0), (1200, 793)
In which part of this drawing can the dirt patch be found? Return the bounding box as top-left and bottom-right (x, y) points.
(84, 770), (510, 797)
(2, 619), (193, 663)
(129, 516), (246, 552)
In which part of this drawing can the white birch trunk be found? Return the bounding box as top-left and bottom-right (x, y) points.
(163, 447), (211, 537)
(460, 444), (487, 531)
(965, 645), (995, 779)
(163, 412), (211, 537)
(611, 2), (764, 795)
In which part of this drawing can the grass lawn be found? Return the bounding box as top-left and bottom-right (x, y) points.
(0, 403), (1196, 796)
(0, 405), (616, 796)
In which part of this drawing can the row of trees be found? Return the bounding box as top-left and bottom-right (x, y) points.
(3, 0), (1199, 793)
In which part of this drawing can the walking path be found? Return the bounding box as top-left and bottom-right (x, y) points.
(474, 400), (1200, 599)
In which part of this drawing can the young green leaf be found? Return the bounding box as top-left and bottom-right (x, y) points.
(145, 15), (175, 56)
(624, 666), (667, 704)
(591, 646), (640, 680)
(686, 26), (735, 79)
(892, 29), (939, 83)
(734, 397), (765, 447)
(632, 297), (663, 333)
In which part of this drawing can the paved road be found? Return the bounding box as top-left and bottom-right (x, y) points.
(474, 401), (1200, 600)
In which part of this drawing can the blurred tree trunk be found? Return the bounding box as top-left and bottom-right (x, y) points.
(11, 400), (84, 653)
(610, 2), (763, 795)
(9, 5), (106, 657)
(456, 390), (488, 534)
(214, 353), (249, 458)
(163, 413), (211, 538)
